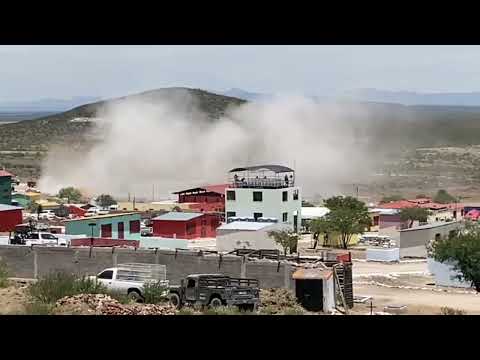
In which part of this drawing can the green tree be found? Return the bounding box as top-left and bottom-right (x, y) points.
(58, 187), (83, 203)
(95, 194), (117, 208)
(433, 189), (457, 204)
(399, 207), (430, 228)
(430, 223), (480, 292)
(318, 196), (371, 249)
(381, 194), (404, 203)
(267, 230), (299, 255)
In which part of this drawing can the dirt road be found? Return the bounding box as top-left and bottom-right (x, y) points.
(354, 283), (480, 314)
(353, 260), (427, 276)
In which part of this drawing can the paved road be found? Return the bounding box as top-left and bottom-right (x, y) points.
(353, 260), (428, 276)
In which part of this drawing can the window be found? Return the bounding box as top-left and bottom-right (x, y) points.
(293, 190), (299, 200)
(254, 212), (263, 221)
(253, 191), (263, 202)
(227, 211), (236, 218)
(101, 224), (112, 238)
(129, 220), (140, 233)
(41, 234), (57, 240)
(282, 191), (288, 202)
(435, 233), (441, 241)
(98, 270), (113, 280)
(187, 279), (196, 288)
(282, 212), (288, 222)
(227, 190), (236, 201)
(28, 233), (39, 239)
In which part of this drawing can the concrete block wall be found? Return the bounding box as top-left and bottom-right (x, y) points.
(0, 245), (293, 289)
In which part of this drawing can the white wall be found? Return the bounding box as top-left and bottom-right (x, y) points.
(323, 277), (335, 313)
(366, 248), (400, 262)
(427, 258), (472, 288)
(225, 186), (302, 230)
(216, 224), (290, 252)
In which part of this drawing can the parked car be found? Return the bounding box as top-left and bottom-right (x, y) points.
(24, 232), (68, 247)
(89, 263), (169, 302)
(38, 210), (56, 220)
(169, 274), (260, 311)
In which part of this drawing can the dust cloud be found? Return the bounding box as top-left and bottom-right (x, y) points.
(38, 90), (377, 201)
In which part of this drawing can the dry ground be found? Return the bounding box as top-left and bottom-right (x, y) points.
(352, 260), (480, 315)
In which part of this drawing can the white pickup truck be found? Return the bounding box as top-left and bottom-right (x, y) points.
(89, 263), (169, 302)
(24, 232), (68, 247)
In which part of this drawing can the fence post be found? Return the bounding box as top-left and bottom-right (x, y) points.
(33, 249), (38, 279)
(240, 256), (247, 278)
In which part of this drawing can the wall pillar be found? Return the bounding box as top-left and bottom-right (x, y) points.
(33, 249), (38, 279)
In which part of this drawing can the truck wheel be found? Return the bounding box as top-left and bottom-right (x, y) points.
(169, 293), (181, 309)
(209, 297), (222, 308)
(128, 290), (144, 303)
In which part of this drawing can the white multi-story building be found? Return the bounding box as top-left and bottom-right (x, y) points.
(224, 165), (302, 232)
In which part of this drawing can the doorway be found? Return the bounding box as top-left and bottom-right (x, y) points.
(295, 279), (323, 311)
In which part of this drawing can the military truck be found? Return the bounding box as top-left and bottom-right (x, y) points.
(169, 274), (260, 311)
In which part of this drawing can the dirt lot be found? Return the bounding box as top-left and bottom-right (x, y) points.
(352, 260), (480, 315)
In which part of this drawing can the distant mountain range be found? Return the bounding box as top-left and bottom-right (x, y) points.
(221, 88), (480, 107)
(341, 89), (480, 106)
(0, 96), (101, 112)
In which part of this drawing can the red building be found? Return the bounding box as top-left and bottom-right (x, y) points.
(173, 184), (228, 213)
(0, 204), (23, 232)
(67, 205), (87, 218)
(152, 212), (219, 239)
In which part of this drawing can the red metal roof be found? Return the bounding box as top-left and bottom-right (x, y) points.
(0, 170), (14, 177)
(378, 200), (417, 209)
(203, 184), (229, 195)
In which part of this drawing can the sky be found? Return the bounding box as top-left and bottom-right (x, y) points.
(2, 45), (480, 101)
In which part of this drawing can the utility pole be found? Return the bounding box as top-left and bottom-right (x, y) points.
(152, 184), (155, 203)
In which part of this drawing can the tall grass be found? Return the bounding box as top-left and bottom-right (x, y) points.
(28, 272), (107, 304)
(0, 260), (9, 288)
(142, 281), (169, 304)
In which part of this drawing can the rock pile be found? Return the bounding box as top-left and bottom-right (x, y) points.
(55, 294), (176, 315)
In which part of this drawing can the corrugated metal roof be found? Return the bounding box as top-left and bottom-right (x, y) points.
(301, 207), (330, 220)
(65, 212), (140, 222)
(152, 212), (203, 221)
(229, 165), (294, 173)
(292, 268), (332, 280)
(0, 204), (22, 211)
(217, 221), (275, 231)
(400, 221), (460, 232)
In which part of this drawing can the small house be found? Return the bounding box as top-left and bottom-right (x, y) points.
(292, 267), (335, 313)
(152, 212), (219, 239)
(0, 204), (23, 232)
(0, 170), (14, 205)
(65, 212), (142, 240)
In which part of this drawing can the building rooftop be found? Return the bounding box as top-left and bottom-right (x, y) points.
(65, 212), (140, 222)
(292, 268), (333, 280)
(229, 164), (294, 173)
(399, 221), (460, 232)
(301, 207), (330, 220)
(173, 184), (228, 196)
(217, 221), (275, 231)
(152, 212), (204, 221)
(0, 170), (14, 177)
(0, 204), (22, 211)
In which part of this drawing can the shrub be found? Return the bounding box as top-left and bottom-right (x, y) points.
(177, 307), (197, 315)
(142, 281), (169, 304)
(0, 260), (9, 288)
(28, 272), (107, 304)
(202, 306), (242, 315)
(440, 307), (466, 315)
(108, 291), (133, 305)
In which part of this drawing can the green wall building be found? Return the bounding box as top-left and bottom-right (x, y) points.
(65, 212), (143, 240)
(0, 171), (14, 205)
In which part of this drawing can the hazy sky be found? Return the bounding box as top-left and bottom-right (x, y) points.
(2, 45), (480, 101)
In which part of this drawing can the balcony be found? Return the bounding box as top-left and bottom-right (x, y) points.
(228, 164), (295, 189)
